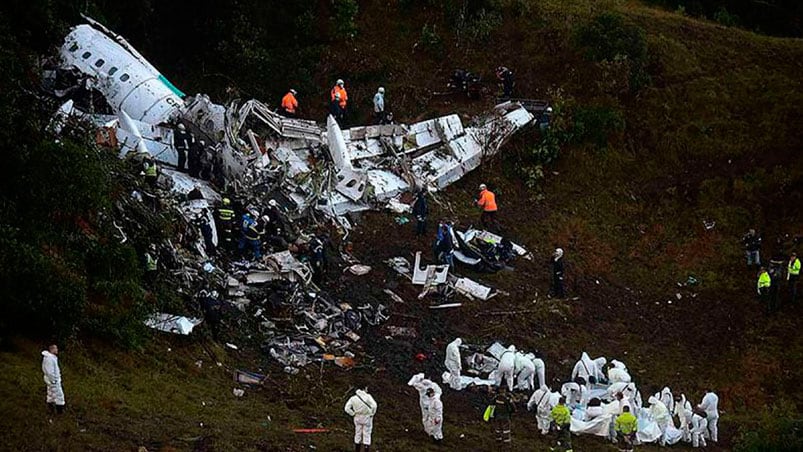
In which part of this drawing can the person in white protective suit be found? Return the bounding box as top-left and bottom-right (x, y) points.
(607, 359), (632, 384)
(421, 388), (444, 443)
(513, 352), (535, 391)
(609, 381), (642, 409)
(659, 387), (675, 414)
(527, 385), (560, 435)
(571, 352), (598, 383)
(41, 344), (65, 413)
(408, 373), (442, 420)
(444, 338), (463, 389)
(674, 394), (693, 442)
(560, 379), (588, 407)
(532, 354), (546, 389)
(592, 356), (607, 383)
(697, 389), (719, 443)
(344, 385), (378, 452)
(497, 345), (516, 391)
(691, 410), (708, 448)
(648, 395), (672, 445)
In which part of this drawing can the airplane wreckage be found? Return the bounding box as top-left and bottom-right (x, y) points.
(42, 17), (541, 371)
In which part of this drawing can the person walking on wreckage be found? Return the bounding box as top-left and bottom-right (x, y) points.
(238, 208), (262, 260)
(412, 190), (429, 238)
(345, 384), (378, 452)
(474, 183), (499, 232)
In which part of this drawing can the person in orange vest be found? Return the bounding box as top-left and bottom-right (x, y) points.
(475, 183), (498, 231)
(280, 89), (298, 117)
(331, 79), (348, 120)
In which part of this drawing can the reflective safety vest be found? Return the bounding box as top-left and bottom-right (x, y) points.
(145, 161), (157, 177)
(477, 189), (497, 212)
(331, 85), (348, 108)
(757, 271), (771, 290)
(281, 92), (298, 113)
(615, 412), (638, 434)
(550, 404), (570, 426)
(145, 252), (158, 272)
(789, 258), (801, 276)
(217, 207), (235, 222)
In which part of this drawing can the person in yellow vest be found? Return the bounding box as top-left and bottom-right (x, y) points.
(280, 89), (298, 117)
(788, 252), (800, 304)
(143, 155), (158, 188)
(144, 243), (158, 286)
(215, 198), (236, 251)
(757, 266), (772, 314)
(615, 405), (638, 451)
(550, 396), (572, 452)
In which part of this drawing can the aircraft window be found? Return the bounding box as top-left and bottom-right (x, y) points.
(81, 51), (91, 59)
(120, 74), (130, 82)
(108, 67), (118, 76)
(94, 59), (105, 67)
(69, 43), (79, 52)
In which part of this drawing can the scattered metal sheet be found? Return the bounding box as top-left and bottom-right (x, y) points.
(144, 313), (202, 335)
(412, 252), (449, 285)
(454, 277), (495, 300)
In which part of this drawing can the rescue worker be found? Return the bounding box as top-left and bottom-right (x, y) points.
(742, 229), (762, 268)
(344, 385), (377, 452)
(551, 247), (565, 299)
(372, 87), (385, 124)
(143, 155), (158, 188)
(422, 388), (444, 443)
(690, 409), (708, 448)
(331, 79), (348, 120)
(42, 344), (65, 414)
(495, 66), (514, 98)
(539, 106), (553, 131)
(444, 338), (462, 389)
(532, 354), (547, 390)
(514, 352), (536, 391)
(188, 139), (204, 178)
(412, 190), (428, 237)
(144, 243), (158, 286)
(280, 89), (298, 117)
(550, 396), (572, 451)
(238, 209), (262, 260)
(435, 222), (454, 268)
(757, 266), (772, 313)
(475, 183), (498, 231)
(173, 122), (193, 172)
(674, 394), (693, 443)
(214, 198), (236, 251)
(648, 395), (671, 445)
(527, 385), (560, 435)
(199, 290), (223, 341)
(491, 385), (515, 444)
(309, 235), (327, 284)
(697, 389), (719, 443)
(615, 405), (638, 451)
(789, 251), (800, 304)
(196, 210), (216, 256)
(497, 345), (516, 392)
(330, 92), (344, 122)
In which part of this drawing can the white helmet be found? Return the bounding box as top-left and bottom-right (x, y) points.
(479, 183), (487, 190)
(546, 107), (553, 113)
(177, 123), (186, 130)
(336, 79), (344, 86)
(378, 87), (385, 94)
(268, 199), (278, 207)
(248, 208), (259, 218)
(554, 248), (564, 259)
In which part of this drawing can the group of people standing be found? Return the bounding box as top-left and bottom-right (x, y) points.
(279, 79), (392, 126)
(745, 229), (800, 314)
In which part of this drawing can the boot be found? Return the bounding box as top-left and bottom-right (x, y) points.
(55, 404), (65, 414)
(354, 443), (361, 452)
(364, 446), (370, 452)
(47, 402), (55, 414)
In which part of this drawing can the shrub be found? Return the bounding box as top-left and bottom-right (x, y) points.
(332, 0), (359, 39)
(713, 6), (739, 28)
(734, 400), (803, 451)
(574, 12), (650, 92)
(571, 106), (626, 148)
(420, 23), (443, 52)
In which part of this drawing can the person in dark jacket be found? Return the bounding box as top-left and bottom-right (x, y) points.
(491, 385), (516, 444)
(173, 123), (193, 172)
(435, 222), (454, 268)
(412, 191), (429, 237)
(551, 247), (565, 298)
(495, 66), (515, 98)
(742, 229), (762, 269)
(188, 139), (205, 178)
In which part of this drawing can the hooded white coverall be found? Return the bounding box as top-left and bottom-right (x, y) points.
(497, 346), (516, 391)
(698, 391), (719, 442)
(532, 357), (546, 389)
(674, 395), (693, 442)
(691, 412), (708, 448)
(514, 352), (535, 390)
(659, 387), (675, 414)
(444, 338), (462, 389)
(421, 393), (444, 440)
(345, 389), (378, 446)
(408, 374), (443, 431)
(571, 352), (597, 382)
(527, 386), (560, 434)
(41, 350), (65, 406)
(648, 396), (672, 444)
(561, 381), (587, 407)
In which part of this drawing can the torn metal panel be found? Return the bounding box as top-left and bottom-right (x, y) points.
(454, 277), (495, 300)
(467, 229), (531, 259)
(144, 313), (202, 335)
(411, 252), (449, 285)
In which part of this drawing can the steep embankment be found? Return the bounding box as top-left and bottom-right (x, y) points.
(1, 1), (801, 451)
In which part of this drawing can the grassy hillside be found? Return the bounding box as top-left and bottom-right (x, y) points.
(1, 0), (802, 450)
